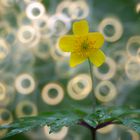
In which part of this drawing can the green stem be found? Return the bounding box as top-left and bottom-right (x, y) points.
(88, 58), (96, 108)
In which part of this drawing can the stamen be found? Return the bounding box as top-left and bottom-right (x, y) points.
(73, 35), (97, 57)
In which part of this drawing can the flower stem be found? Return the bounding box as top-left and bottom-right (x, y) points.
(88, 58), (96, 108)
(79, 121), (96, 140)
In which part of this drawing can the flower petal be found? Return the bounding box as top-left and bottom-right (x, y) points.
(59, 35), (76, 52)
(70, 52), (86, 67)
(88, 33), (104, 49)
(73, 20), (89, 35)
(89, 50), (106, 67)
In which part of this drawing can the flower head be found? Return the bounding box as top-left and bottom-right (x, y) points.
(59, 20), (106, 67)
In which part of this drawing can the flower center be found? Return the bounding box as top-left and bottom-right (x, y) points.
(73, 36), (96, 57)
(82, 40), (89, 49)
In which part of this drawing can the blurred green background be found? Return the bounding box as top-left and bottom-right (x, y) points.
(0, 0), (140, 139)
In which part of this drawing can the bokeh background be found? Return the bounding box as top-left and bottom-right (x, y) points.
(0, 0), (140, 139)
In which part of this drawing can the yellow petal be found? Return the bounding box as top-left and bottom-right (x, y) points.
(59, 35), (76, 52)
(70, 52), (86, 67)
(73, 20), (89, 35)
(88, 33), (104, 49)
(89, 50), (106, 67)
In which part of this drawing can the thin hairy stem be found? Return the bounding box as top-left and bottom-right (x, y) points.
(88, 58), (96, 108)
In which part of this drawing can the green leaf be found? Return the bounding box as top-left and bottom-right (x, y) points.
(0, 116), (48, 138)
(83, 117), (98, 128)
(85, 106), (140, 130)
(120, 118), (140, 133)
(0, 109), (86, 138)
(0, 107), (140, 139)
(93, 106), (140, 123)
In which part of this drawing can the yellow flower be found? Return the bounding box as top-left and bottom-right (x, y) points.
(59, 20), (106, 67)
